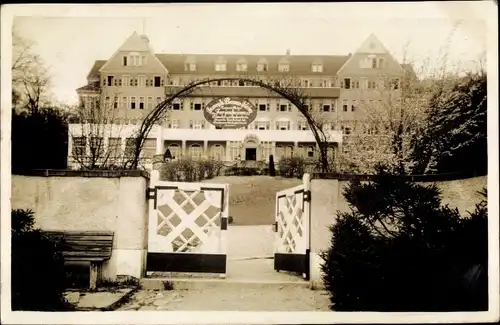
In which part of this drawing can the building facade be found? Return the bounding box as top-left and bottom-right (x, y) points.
(69, 32), (408, 170)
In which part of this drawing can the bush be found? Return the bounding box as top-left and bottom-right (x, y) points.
(11, 209), (70, 311)
(269, 155), (276, 176)
(159, 157), (223, 182)
(321, 167), (488, 311)
(278, 156), (306, 178)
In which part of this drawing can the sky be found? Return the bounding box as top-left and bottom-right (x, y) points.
(7, 2), (493, 105)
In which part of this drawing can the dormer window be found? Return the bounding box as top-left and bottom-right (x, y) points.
(257, 62), (268, 72)
(215, 62), (227, 71)
(278, 63), (290, 72)
(312, 63), (323, 72)
(236, 61), (247, 72)
(185, 63), (197, 71)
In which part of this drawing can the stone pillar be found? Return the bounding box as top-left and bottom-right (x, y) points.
(203, 140), (208, 159)
(225, 141), (231, 161)
(181, 140), (187, 158)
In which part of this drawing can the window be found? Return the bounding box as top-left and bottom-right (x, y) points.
(257, 63), (268, 72)
(322, 80), (330, 88)
(142, 138), (156, 159)
(194, 103), (202, 111)
(343, 78), (351, 89)
(352, 80), (360, 89)
(156, 96), (162, 105)
(173, 103), (181, 110)
(186, 63), (196, 71)
(190, 144), (202, 160)
(215, 62), (227, 71)
(139, 97), (145, 109)
(312, 63), (323, 72)
(368, 80), (376, 89)
(236, 62), (247, 72)
(279, 104), (288, 112)
(276, 120), (290, 130)
(323, 104), (331, 112)
(122, 75), (130, 87)
(298, 121), (309, 130)
(256, 120), (270, 130)
(72, 137), (86, 158)
(303, 80), (309, 88)
(107, 76), (114, 86)
(138, 75), (146, 87)
(238, 80), (245, 86)
(352, 100), (356, 112)
(124, 138), (136, 158)
(154, 76), (162, 87)
(113, 96), (118, 109)
(344, 126), (352, 135)
(168, 144), (180, 160)
(259, 104), (267, 112)
(230, 144), (240, 161)
(131, 96), (136, 109)
(131, 77), (138, 87)
(343, 100), (348, 112)
(122, 56), (128, 66)
(307, 146), (314, 158)
(108, 138), (121, 160)
(121, 97), (128, 109)
(211, 144), (224, 160)
(166, 119), (180, 129)
(147, 96), (153, 109)
(89, 137), (104, 158)
(278, 63), (290, 72)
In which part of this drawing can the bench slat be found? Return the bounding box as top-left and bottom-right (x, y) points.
(45, 231), (114, 236)
(63, 236), (114, 241)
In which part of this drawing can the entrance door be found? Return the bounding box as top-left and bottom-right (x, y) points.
(245, 148), (257, 161)
(273, 175), (311, 279)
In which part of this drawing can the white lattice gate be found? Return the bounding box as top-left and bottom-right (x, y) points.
(273, 174), (311, 279)
(146, 180), (229, 274)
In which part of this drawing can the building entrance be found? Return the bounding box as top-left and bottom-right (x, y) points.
(245, 148), (257, 161)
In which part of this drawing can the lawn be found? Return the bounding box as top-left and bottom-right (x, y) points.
(202, 176), (302, 225)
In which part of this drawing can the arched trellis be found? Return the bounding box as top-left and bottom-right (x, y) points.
(127, 77), (333, 172)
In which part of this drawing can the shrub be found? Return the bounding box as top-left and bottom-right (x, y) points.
(269, 155), (276, 177)
(278, 156), (306, 178)
(11, 209), (70, 311)
(321, 167), (488, 311)
(159, 158), (223, 182)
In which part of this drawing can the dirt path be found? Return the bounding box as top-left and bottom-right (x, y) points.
(118, 287), (331, 311)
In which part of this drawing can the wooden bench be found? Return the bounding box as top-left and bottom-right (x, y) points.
(44, 231), (114, 290)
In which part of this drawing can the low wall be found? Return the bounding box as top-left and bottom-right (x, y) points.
(11, 170), (150, 281)
(308, 175), (488, 289)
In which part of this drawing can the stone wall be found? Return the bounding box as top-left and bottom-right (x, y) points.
(11, 170), (150, 281)
(308, 175), (488, 289)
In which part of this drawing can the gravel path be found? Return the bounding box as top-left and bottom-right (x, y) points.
(118, 287), (331, 311)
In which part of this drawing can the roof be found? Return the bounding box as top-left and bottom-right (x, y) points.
(155, 54), (349, 75)
(87, 60), (107, 80)
(76, 81), (100, 93)
(85, 54), (349, 80)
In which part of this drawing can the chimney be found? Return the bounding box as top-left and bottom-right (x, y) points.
(286, 49), (291, 56)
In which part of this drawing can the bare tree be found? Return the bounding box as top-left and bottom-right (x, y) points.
(11, 29), (51, 113)
(339, 26), (465, 175)
(69, 93), (126, 170)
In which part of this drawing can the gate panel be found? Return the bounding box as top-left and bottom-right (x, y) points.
(147, 181), (229, 274)
(274, 174), (310, 279)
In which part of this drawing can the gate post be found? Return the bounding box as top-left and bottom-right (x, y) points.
(303, 173), (311, 280)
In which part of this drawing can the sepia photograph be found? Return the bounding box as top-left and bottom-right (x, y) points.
(1, 2), (498, 324)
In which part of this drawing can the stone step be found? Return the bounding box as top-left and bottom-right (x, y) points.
(140, 277), (311, 291)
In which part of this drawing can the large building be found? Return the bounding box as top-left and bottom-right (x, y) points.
(70, 32), (409, 170)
